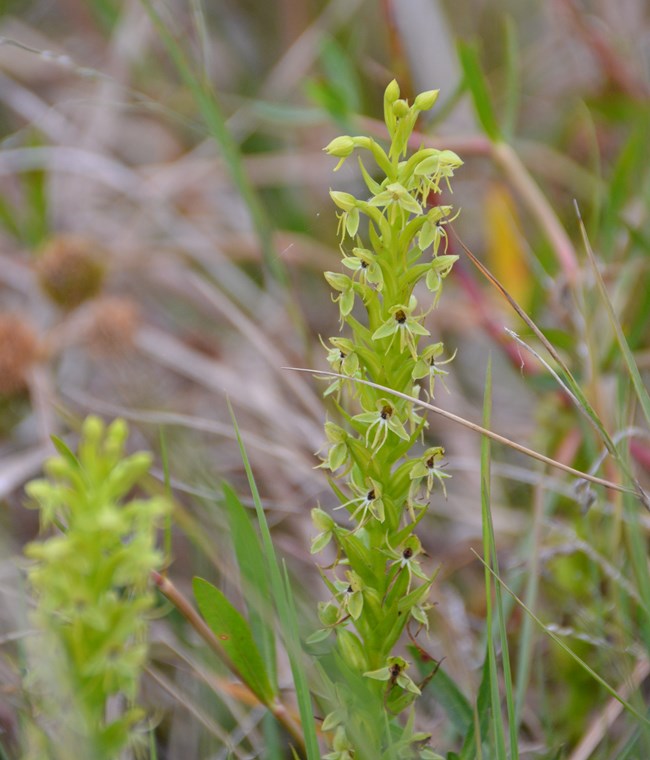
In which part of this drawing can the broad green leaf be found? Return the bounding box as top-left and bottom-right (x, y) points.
(192, 577), (275, 705)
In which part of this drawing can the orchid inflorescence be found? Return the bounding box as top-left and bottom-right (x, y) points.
(311, 80), (462, 758)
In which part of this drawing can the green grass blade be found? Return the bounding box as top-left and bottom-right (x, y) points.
(192, 576), (276, 705)
(576, 203), (650, 430)
(481, 358), (519, 759)
(140, 0), (283, 285)
(222, 482), (277, 690)
(460, 648), (491, 760)
(480, 357), (508, 759)
(228, 401), (320, 759)
(457, 41), (501, 141)
(501, 16), (519, 140)
(148, 725), (157, 760)
(281, 561), (323, 758)
(475, 553), (650, 729)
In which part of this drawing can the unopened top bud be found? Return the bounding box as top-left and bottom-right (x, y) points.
(311, 508), (335, 531)
(384, 79), (400, 104)
(413, 89), (439, 112)
(324, 135), (355, 158)
(329, 190), (357, 211)
(324, 271), (352, 291)
(392, 99), (410, 118)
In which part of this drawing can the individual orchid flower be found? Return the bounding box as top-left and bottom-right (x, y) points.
(323, 725), (354, 760)
(353, 399), (410, 452)
(320, 336), (360, 397)
(372, 300), (430, 359)
(334, 477), (384, 528)
(341, 247), (384, 290)
(316, 421), (351, 474)
(413, 149), (463, 195)
(418, 206), (459, 255)
(409, 446), (451, 502)
(330, 190), (360, 241)
(310, 508), (336, 554)
(392, 710), (443, 759)
(412, 342), (457, 398)
(364, 656), (421, 696)
(323, 135), (355, 171)
(384, 535), (429, 592)
(324, 271), (355, 326)
(331, 570), (365, 621)
(426, 255), (458, 303)
(410, 599), (435, 632)
(368, 182), (422, 216)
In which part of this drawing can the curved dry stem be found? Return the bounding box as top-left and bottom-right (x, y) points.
(284, 367), (643, 500)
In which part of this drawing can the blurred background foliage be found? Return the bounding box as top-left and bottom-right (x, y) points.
(1, 0), (650, 757)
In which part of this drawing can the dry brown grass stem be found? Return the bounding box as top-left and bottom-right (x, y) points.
(285, 367), (640, 499)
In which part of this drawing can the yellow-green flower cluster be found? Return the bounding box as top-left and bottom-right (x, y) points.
(24, 416), (168, 759)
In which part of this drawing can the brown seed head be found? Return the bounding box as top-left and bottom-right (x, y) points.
(0, 315), (39, 396)
(36, 235), (105, 309)
(86, 296), (139, 355)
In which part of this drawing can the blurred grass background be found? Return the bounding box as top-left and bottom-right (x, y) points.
(1, 0), (650, 757)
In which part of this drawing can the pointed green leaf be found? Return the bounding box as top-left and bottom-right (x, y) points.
(50, 435), (81, 469)
(193, 577), (275, 704)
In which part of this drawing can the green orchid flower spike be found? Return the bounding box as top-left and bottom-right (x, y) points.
(23, 416), (168, 760)
(314, 80), (462, 758)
